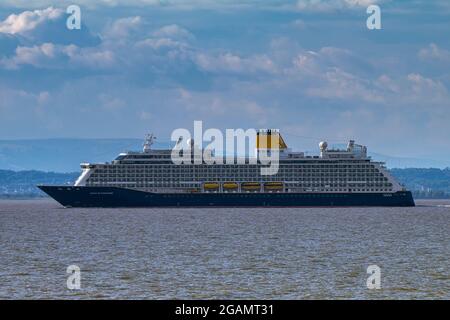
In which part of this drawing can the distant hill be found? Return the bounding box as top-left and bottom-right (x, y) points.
(0, 139), (449, 172)
(0, 168), (449, 199)
(0, 170), (78, 198)
(368, 152), (450, 169)
(0, 139), (143, 172)
(391, 168), (450, 199)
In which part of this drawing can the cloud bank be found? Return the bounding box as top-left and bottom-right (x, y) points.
(0, 2), (449, 161)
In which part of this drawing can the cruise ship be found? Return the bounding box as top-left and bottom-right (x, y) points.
(38, 130), (415, 207)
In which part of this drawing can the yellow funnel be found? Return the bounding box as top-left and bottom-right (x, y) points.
(256, 130), (288, 149)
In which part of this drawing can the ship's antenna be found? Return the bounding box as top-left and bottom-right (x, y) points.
(143, 133), (156, 153)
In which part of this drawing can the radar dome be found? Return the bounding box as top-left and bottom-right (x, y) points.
(319, 141), (328, 151)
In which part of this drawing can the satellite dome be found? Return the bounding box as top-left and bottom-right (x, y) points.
(319, 141), (328, 151)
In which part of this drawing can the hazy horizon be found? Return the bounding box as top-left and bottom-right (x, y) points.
(0, 137), (449, 171)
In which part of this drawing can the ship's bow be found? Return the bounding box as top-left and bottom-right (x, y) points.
(38, 185), (75, 207)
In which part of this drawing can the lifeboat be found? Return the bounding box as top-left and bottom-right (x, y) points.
(264, 182), (283, 190)
(204, 183), (219, 190)
(223, 182), (238, 190)
(242, 182), (261, 190)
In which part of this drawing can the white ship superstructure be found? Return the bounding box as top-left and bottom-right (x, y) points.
(74, 130), (404, 194)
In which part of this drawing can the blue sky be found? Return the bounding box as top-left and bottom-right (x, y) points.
(0, 0), (449, 161)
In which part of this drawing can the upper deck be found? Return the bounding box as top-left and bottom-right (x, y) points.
(90, 135), (371, 166)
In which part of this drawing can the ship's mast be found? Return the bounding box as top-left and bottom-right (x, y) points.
(143, 133), (156, 153)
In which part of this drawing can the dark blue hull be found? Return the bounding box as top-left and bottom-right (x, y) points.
(38, 186), (415, 207)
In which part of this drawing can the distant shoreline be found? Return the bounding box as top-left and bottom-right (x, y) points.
(0, 195), (49, 200)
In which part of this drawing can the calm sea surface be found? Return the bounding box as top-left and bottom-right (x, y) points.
(0, 199), (449, 299)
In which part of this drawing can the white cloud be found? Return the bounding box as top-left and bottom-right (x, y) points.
(136, 38), (187, 50)
(0, 0), (162, 9)
(1, 42), (115, 69)
(375, 74), (400, 93)
(418, 43), (450, 63)
(195, 52), (277, 74)
(178, 89), (272, 126)
(407, 73), (448, 99)
(296, 0), (385, 11)
(0, 7), (63, 35)
(1, 43), (57, 68)
(306, 68), (384, 102)
(0, 1), (448, 161)
(289, 47), (362, 76)
(0, 0), (294, 11)
(152, 24), (194, 40)
(64, 45), (116, 68)
(292, 51), (320, 73)
(0, 0), (389, 11)
(0, 14), (193, 72)
(0, 86), (51, 119)
(104, 16), (142, 39)
(0, 6), (100, 47)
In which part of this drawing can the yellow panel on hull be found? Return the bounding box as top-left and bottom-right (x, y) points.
(264, 182), (283, 186)
(265, 186), (283, 190)
(242, 182), (261, 190)
(223, 182), (238, 189)
(204, 183), (219, 190)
